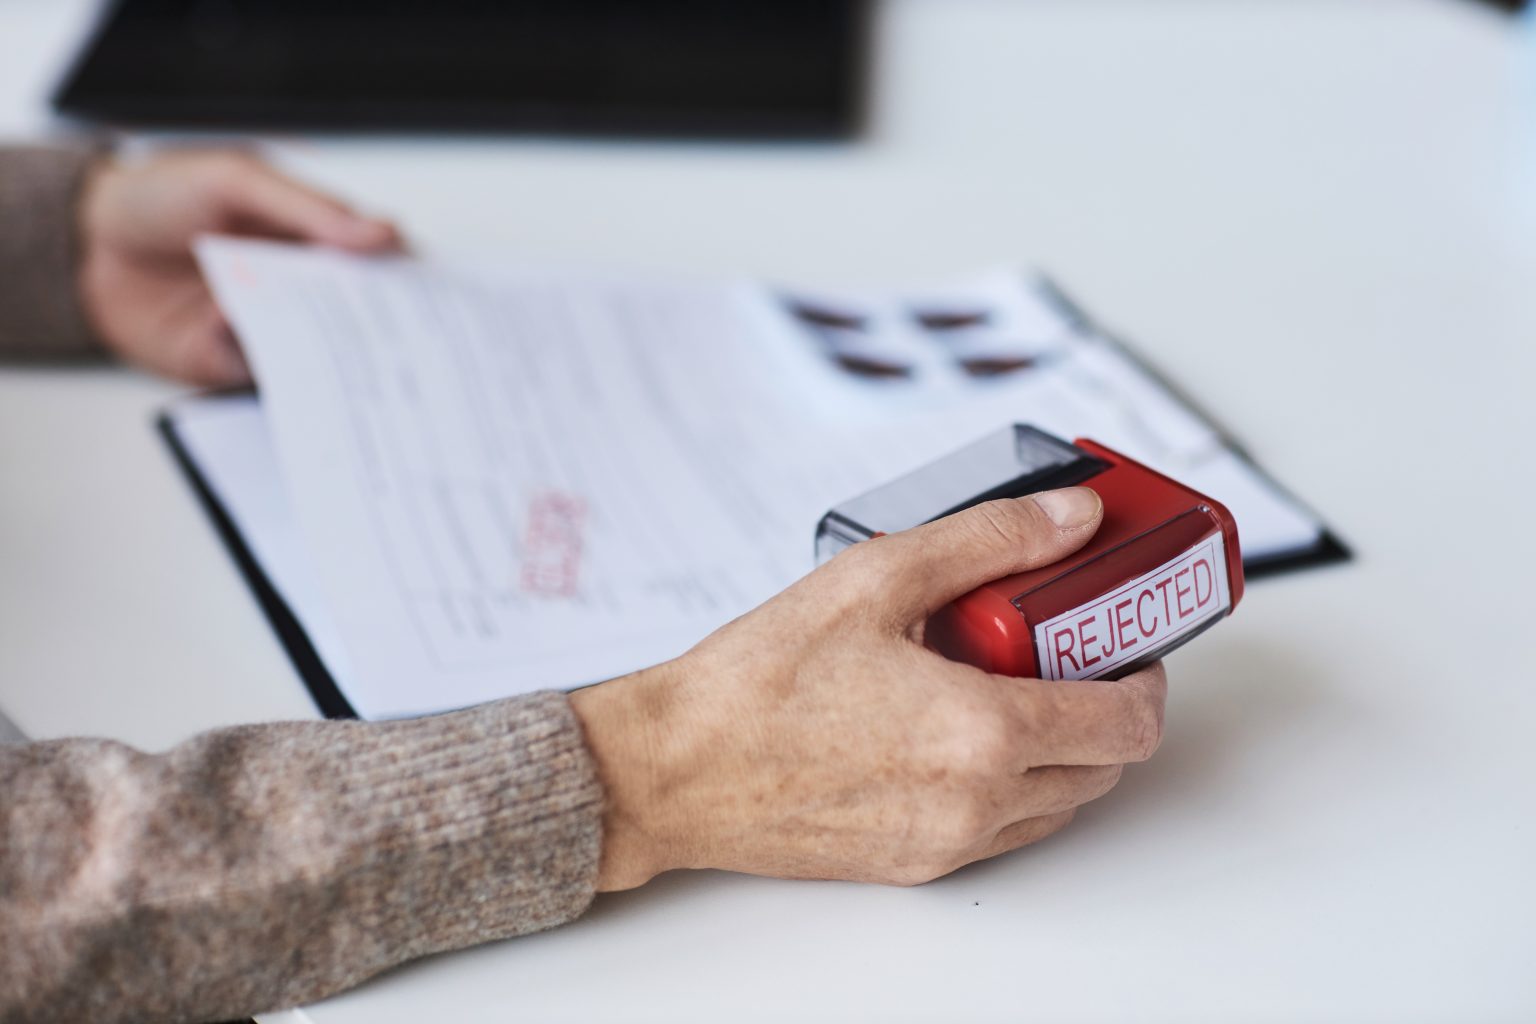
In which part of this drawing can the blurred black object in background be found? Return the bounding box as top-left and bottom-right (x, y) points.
(53, 0), (869, 138)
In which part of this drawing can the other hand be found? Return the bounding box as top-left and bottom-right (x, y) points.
(572, 486), (1167, 890)
(77, 150), (402, 386)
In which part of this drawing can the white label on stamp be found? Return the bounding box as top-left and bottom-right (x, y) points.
(1033, 533), (1230, 681)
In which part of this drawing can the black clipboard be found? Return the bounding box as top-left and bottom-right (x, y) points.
(158, 404), (360, 721)
(1036, 277), (1352, 580)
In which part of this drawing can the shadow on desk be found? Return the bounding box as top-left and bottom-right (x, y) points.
(952, 630), (1335, 886)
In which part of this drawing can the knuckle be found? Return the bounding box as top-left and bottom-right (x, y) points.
(929, 797), (994, 851)
(1124, 661), (1170, 701)
(1124, 695), (1164, 761)
(930, 700), (1013, 778)
(964, 498), (1046, 549)
(203, 149), (255, 179)
(216, 148), (260, 169)
(958, 714), (1013, 776)
(1012, 683), (1062, 742)
(830, 536), (905, 595)
(204, 151), (265, 194)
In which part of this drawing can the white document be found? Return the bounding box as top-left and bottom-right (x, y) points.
(195, 239), (1325, 719)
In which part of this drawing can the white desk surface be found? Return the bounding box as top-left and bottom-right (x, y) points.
(3, 1), (1535, 1020)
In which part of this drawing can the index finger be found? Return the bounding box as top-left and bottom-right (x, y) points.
(224, 159), (403, 253)
(994, 661), (1168, 767)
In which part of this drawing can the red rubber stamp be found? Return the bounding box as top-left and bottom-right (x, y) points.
(816, 425), (1243, 680)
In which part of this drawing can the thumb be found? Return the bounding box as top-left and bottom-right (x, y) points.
(872, 488), (1103, 624)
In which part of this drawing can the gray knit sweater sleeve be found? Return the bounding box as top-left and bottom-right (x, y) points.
(0, 692), (605, 1023)
(0, 143), (104, 358)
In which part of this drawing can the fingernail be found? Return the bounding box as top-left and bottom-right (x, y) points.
(1033, 487), (1101, 529)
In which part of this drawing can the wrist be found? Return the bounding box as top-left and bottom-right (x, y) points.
(570, 660), (697, 891)
(74, 156), (120, 349)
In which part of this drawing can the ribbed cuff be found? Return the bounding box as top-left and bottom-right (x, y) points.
(326, 691), (605, 961)
(0, 142), (106, 360)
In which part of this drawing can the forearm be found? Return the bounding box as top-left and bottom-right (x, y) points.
(0, 691), (603, 1024)
(0, 142), (105, 360)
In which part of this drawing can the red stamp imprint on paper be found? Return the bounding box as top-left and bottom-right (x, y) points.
(520, 491), (588, 598)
